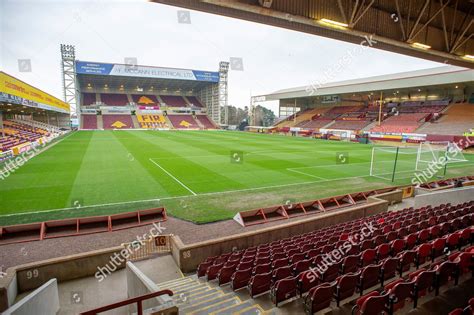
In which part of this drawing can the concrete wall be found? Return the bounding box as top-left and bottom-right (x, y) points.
(2, 279), (59, 315)
(414, 186), (474, 208)
(172, 197), (389, 273)
(0, 246), (125, 312)
(126, 262), (175, 314)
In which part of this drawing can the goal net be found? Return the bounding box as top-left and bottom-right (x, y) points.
(370, 146), (418, 181)
(370, 141), (468, 182)
(415, 141), (467, 175)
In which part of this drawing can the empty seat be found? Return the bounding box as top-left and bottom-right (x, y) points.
(361, 249), (377, 267)
(358, 263), (382, 295)
(253, 264), (271, 275)
(416, 243), (432, 268)
(231, 268), (252, 291)
(352, 291), (390, 315)
(398, 250), (416, 276)
(386, 280), (415, 313)
(412, 270), (436, 307)
(270, 276), (298, 306)
(390, 239), (406, 256)
(248, 271), (272, 298)
(297, 270), (319, 296)
(292, 259), (311, 276)
(376, 244), (390, 261)
(206, 263), (224, 281)
(431, 237), (447, 260)
(218, 264), (237, 285)
(272, 258), (289, 269)
(272, 266), (292, 282)
(335, 272), (360, 306)
(303, 281), (337, 314)
(341, 254), (360, 274)
(434, 260), (459, 295)
(381, 257), (399, 286)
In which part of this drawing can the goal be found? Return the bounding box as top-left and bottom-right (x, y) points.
(369, 146), (418, 182)
(415, 141), (467, 175)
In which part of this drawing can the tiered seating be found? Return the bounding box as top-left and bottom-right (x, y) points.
(399, 101), (447, 114)
(297, 118), (333, 129)
(197, 201), (474, 314)
(196, 115), (216, 129)
(100, 93), (129, 106)
(323, 106), (362, 119)
(82, 93), (97, 106)
(0, 135), (26, 152)
(187, 96), (204, 107)
(102, 115), (133, 129)
(0, 120), (50, 151)
(417, 103), (474, 135)
(136, 114), (168, 129)
(160, 95), (188, 107)
(132, 94), (159, 106)
(275, 108), (330, 128)
(166, 115), (199, 129)
(329, 119), (372, 130)
(81, 115), (97, 129)
(371, 113), (428, 133)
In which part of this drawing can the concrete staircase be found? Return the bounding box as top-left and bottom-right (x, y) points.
(156, 276), (265, 315)
(131, 115), (140, 129)
(96, 115), (103, 129)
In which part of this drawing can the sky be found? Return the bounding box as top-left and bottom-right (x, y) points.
(1, 0), (445, 114)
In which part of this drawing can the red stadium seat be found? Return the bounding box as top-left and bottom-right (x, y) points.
(303, 281), (337, 314)
(272, 266), (292, 282)
(380, 257), (398, 286)
(358, 263), (382, 295)
(335, 272), (360, 306)
(231, 268), (252, 290)
(248, 271), (272, 297)
(270, 276), (298, 306)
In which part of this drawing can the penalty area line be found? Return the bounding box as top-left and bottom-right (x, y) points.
(149, 158), (197, 196)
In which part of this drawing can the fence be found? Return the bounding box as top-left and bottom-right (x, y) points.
(122, 234), (173, 261)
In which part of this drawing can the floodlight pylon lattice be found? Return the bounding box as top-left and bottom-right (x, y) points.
(219, 61), (229, 125)
(60, 44), (77, 116)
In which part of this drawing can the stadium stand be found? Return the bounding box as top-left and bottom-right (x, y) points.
(417, 103), (474, 135)
(100, 93), (129, 106)
(195, 115), (217, 129)
(329, 119), (372, 131)
(137, 114), (169, 128)
(81, 114), (98, 130)
(297, 118), (333, 129)
(102, 114), (134, 129)
(193, 201), (473, 314)
(0, 120), (53, 151)
(132, 94), (160, 106)
(167, 114), (199, 129)
(275, 108), (329, 128)
(186, 96), (205, 107)
(81, 93), (97, 106)
(371, 113), (428, 133)
(160, 95), (188, 107)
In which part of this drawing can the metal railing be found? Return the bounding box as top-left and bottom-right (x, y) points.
(79, 290), (173, 315)
(122, 234), (172, 261)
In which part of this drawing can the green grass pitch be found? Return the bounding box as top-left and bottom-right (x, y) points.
(1, 130), (474, 225)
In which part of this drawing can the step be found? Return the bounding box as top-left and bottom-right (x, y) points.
(173, 288), (223, 305)
(157, 278), (195, 290)
(210, 299), (260, 315)
(237, 304), (267, 315)
(157, 276), (192, 287)
(170, 283), (211, 295)
(180, 293), (238, 313)
(188, 297), (241, 315)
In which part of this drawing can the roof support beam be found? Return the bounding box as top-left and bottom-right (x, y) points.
(450, 6), (473, 52)
(408, 0), (451, 42)
(337, 0), (348, 24)
(351, 0), (375, 28)
(408, 0), (431, 40)
(440, 0), (450, 52)
(349, 0), (360, 26)
(394, 0), (407, 41)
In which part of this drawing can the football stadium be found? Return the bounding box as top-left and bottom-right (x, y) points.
(1, 1), (474, 315)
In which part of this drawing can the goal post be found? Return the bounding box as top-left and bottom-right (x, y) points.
(369, 145), (419, 182)
(370, 141), (469, 183)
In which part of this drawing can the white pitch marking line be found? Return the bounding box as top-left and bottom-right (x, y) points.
(149, 158), (197, 196)
(286, 168), (327, 180)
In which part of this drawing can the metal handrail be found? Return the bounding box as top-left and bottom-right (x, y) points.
(79, 289), (173, 315)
